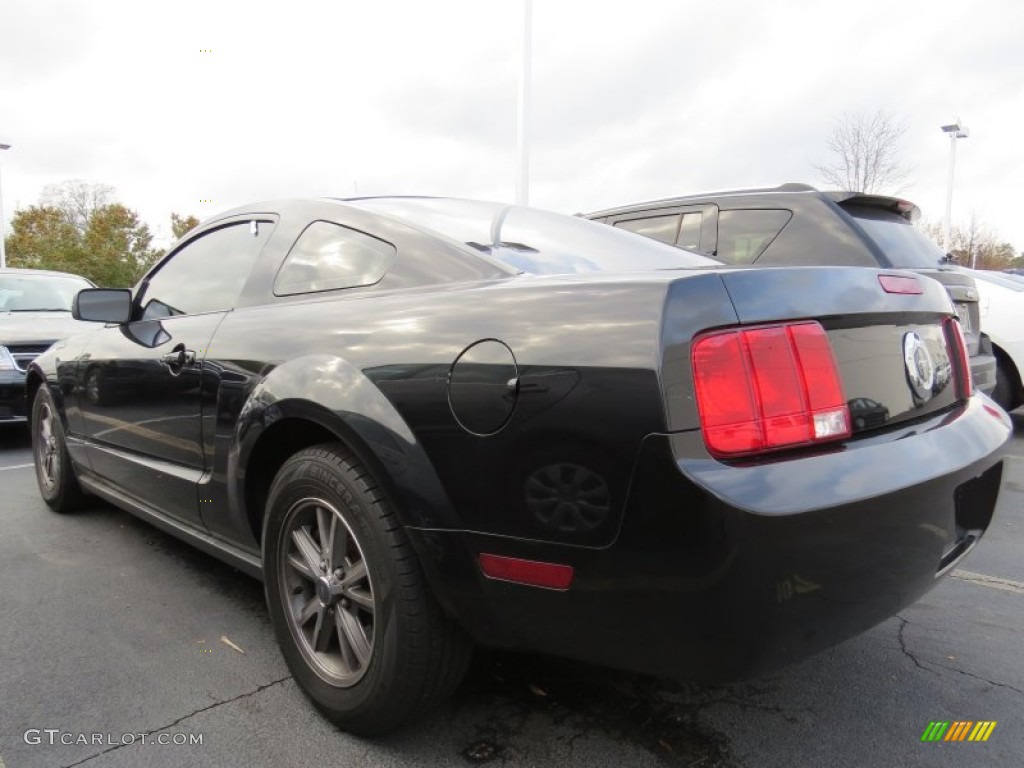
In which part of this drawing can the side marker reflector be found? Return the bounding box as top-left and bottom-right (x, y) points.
(478, 553), (574, 590)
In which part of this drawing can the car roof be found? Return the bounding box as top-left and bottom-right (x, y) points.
(0, 267), (93, 281)
(586, 183), (921, 222)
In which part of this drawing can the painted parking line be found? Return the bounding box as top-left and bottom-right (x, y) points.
(951, 570), (1024, 596)
(0, 463), (33, 471)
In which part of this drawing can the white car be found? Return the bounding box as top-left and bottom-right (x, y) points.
(968, 269), (1024, 411)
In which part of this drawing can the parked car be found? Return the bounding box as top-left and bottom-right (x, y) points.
(0, 268), (95, 423)
(963, 269), (1024, 410)
(585, 183), (997, 397)
(28, 197), (1010, 734)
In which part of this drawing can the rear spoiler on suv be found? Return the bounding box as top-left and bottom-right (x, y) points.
(824, 191), (921, 223)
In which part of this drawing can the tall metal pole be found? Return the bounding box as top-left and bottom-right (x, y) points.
(515, 0), (532, 206)
(0, 143), (10, 269)
(940, 120), (968, 259)
(942, 132), (957, 255)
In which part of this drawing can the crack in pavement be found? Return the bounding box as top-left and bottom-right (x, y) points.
(59, 676), (292, 768)
(896, 616), (928, 672)
(896, 616), (1023, 696)
(930, 662), (1024, 697)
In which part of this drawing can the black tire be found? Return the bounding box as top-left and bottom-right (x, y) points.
(262, 444), (472, 735)
(31, 385), (86, 513)
(992, 358), (1021, 412)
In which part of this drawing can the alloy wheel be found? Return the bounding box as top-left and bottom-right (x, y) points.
(278, 498), (376, 686)
(36, 401), (60, 492)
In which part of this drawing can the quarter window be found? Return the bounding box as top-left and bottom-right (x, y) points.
(716, 210), (792, 264)
(140, 220), (272, 319)
(614, 215), (680, 244)
(274, 221), (394, 296)
(676, 213), (703, 251)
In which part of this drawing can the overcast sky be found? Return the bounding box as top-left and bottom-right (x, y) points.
(1, 0), (1022, 251)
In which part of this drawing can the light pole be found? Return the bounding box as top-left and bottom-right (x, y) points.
(515, 0), (532, 206)
(0, 142), (10, 269)
(940, 120), (968, 261)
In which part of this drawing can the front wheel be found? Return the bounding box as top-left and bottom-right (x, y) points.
(31, 385), (86, 513)
(262, 444), (472, 735)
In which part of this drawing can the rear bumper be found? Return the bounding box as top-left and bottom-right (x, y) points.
(0, 369), (28, 422)
(410, 395), (1010, 682)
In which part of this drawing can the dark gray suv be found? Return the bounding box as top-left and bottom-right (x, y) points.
(586, 183), (998, 399)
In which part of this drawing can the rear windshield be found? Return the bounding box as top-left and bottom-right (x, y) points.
(351, 198), (721, 275)
(844, 206), (946, 269)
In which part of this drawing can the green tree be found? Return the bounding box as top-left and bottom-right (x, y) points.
(5, 205), (84, 273)
(170, 212), (200, 240)
(4, 191), (160, 286)
(83, 204), (161, 287)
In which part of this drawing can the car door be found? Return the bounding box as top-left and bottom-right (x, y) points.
(75, 217), (275, 527)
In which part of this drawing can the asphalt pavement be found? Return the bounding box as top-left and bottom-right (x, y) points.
(0, 418), (1022, 768)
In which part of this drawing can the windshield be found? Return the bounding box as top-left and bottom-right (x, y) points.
(843, 206), (946, 268)
(0, 274), (92, 312)
(350, 198), (721, 275)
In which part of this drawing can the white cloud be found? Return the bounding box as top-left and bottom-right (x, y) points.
(1, 0), (1022, 250)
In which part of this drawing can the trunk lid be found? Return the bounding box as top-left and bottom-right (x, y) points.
(715, 266), (966, 436)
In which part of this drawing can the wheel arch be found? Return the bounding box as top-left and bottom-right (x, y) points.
(24, 368), (45, 408)
(232, 355), (459, 550)
(991, 341), (1024, 410)
(24, 365), (69, 429)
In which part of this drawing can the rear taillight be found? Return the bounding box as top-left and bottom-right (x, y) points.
(691, 321), (850, 458)
(944, 317), (973, 399)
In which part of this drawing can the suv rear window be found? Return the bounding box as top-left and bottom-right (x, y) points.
(843, 206), (944, 269)
(716, 209), (791, 264)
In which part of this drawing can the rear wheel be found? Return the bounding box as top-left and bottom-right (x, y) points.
(31, 386), (86, 513)
(262, 444), (472, 735)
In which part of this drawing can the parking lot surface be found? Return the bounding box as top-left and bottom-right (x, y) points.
(1, 417), (1022, 768)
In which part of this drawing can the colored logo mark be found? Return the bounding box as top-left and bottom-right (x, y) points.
(921, 721), (997, 742)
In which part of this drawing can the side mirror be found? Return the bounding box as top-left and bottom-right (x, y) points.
(73, 288), (133, 323)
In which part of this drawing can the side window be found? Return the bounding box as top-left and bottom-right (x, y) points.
(676, 213), (703, 251)
(273, 221), (395, 296)
(613, 215), (680, 245)
(141, 220), (272, 319)
(715, 210), (792, 264)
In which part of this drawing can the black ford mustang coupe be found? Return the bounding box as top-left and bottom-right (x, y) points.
(28, 197), (1010, 734)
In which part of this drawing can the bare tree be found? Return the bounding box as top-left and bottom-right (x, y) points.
(920, 214), (1017, 269)
(40, 179), (116, 235)
(815, 110), (911, 194)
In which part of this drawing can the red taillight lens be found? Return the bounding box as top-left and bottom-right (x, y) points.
(944, 317), (973, 399)
(692, 321), (850, 458)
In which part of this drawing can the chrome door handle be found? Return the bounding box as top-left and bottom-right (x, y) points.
(161, 345), (196, 373)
